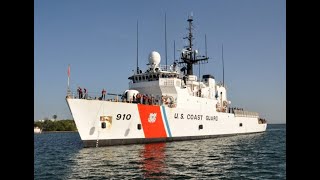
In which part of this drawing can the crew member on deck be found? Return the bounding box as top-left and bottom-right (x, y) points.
(102, 88), (106, 100)
(84, 88), (87, 99)
(79, 87), (83, 99)
(133, 93), (136, 103)
(77, 87), (80, 99)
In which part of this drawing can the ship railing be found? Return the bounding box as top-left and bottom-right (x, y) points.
(216, 82), (227, 88)
(67, 90), (177, 107)
(121, 94), (176, 107)
(233, 109), (259, 118)
(67, 91), (122, 102)
(159, 65), (180, 73)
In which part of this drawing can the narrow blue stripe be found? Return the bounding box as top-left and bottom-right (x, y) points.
(161, 106), (172, 137)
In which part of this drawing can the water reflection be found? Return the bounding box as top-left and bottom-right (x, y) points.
(61, 129), (284, 179)
(140, 143), (167, 179)
(67, 143), (168, 179)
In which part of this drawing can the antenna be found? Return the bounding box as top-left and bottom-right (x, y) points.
(173, 40), (175, 62)
(165, 13), (167, 69)
(67, 64), (71, 96)
(222, 44), (225, 86)
(136, 20), (139, 74)
(177, 15), (208, 76)
(187, 14), (193, 51)
(199, 51), (201, 96)
(205, 34), (207, 57)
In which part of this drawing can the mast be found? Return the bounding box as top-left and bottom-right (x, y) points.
(186, 15), (194, 75)
(178, 15), (209, 76)
(205, 34), (207, 57)
(136, 20), (139, 74)
(173, 40), (175, 62)
(165, 13), (167, 69)
(199, 52), (201, 96)
(67, 64), (71, 96)
(67, 64), (70, 89)
(222, 44), (224, 86)
(187, 15), (193, 51)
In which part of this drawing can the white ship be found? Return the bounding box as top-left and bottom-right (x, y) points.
(66, 15), (267, 147)
(34, 127), (42, 134)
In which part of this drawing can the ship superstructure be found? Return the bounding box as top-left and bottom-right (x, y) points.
(66, 16), (267, 147)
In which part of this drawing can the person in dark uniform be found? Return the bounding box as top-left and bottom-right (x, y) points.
(77, 87), (80, 99)
(84, 88), (87, 99)
(124, 91), (128, 102)
(133, 93), (136, 103)
(183, 76), (187, 85)
(79, 87), (83, 99)
(102, 88), (106, 100)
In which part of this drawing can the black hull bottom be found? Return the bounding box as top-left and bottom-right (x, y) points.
(83, 132), (265, 147)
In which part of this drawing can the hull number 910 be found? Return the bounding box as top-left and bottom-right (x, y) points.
(116, 114), (131, 120)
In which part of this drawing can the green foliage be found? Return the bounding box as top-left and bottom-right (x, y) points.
(34, 121), (43, 129)
(34, 119), (77, 131)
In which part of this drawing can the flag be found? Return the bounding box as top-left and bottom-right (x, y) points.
(68, 65), (70, 77)
(67, 64), (70, 88)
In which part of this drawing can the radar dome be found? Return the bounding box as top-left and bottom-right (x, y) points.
(148, 51), (161, 66)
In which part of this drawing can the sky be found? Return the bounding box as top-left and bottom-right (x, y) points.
(34, 0), (286, 124)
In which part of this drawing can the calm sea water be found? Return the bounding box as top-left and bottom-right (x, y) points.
(34, 124), (286, 179)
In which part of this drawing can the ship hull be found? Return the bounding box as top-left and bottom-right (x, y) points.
(82, 132), (264, 147)
(66, 98), (267, 147)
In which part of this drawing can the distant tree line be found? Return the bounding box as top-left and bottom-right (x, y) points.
(34, 120), (77, 131)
